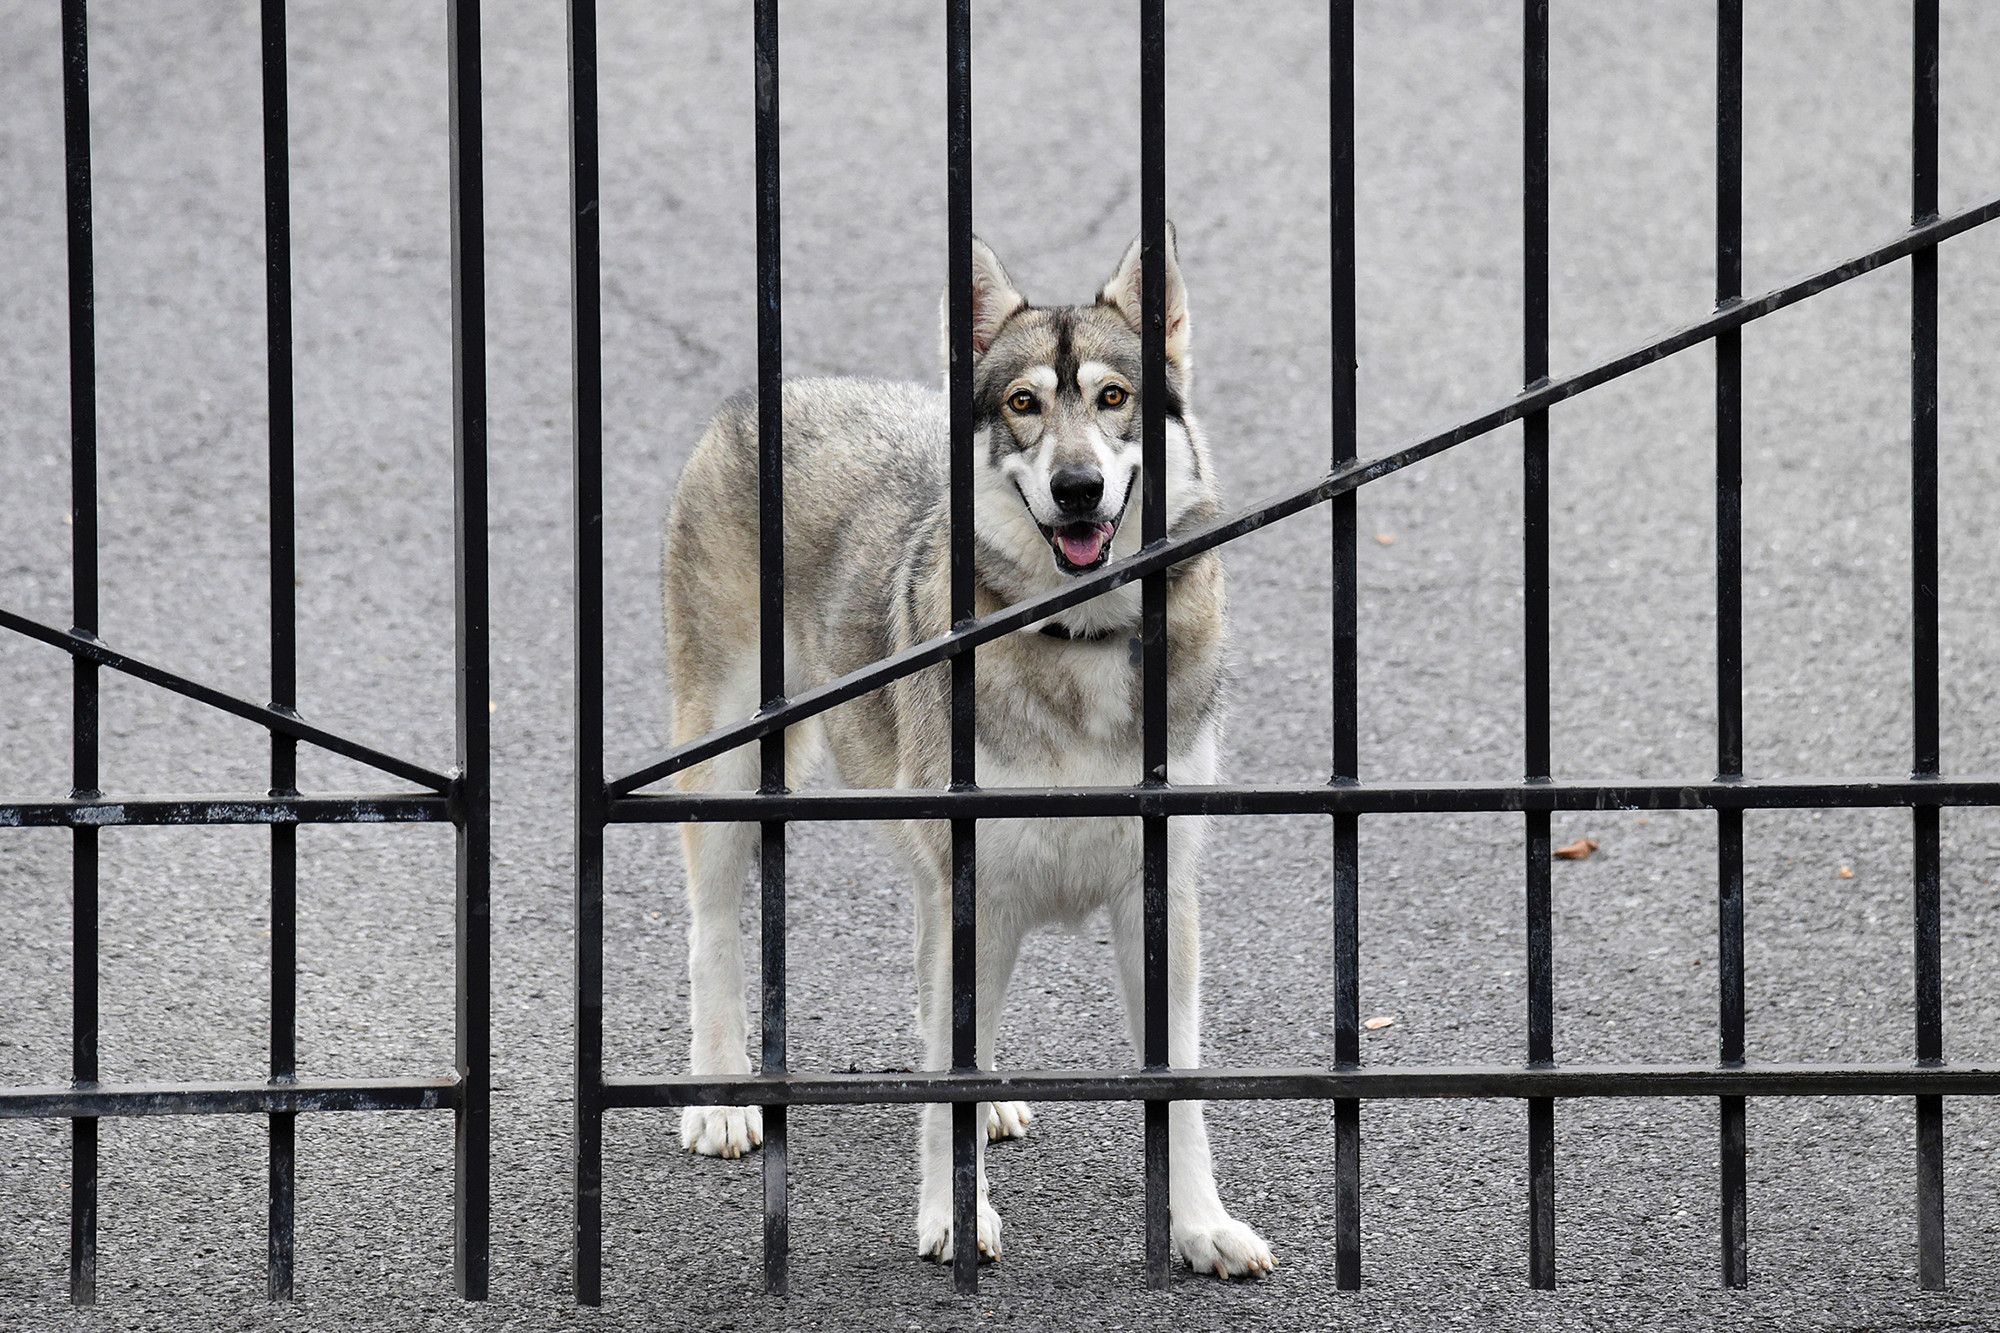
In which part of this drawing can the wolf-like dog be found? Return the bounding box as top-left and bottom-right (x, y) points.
(663, 229), (1273, 1278)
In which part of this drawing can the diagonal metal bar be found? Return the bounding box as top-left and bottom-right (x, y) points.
(0, 608), (452, 791)
(606, 189), (2000, 798)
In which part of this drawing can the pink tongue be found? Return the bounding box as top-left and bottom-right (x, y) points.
(1057, 525), (1108, 566)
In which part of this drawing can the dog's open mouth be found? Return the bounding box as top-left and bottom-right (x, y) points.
(1042, 520), (1117, 574)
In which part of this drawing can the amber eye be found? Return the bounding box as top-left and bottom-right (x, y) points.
(1098, 384), (1128, 409)
(1007, 388), (1038, 413)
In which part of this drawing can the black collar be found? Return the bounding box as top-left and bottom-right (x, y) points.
(1039, 621), (1127, 644)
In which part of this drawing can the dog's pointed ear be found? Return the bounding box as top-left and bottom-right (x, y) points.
(1098, 222), (1191, 379)
(940, 236), (1027, 375)
(969, 236), (1026, 354)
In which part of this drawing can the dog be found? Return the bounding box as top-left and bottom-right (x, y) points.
(662, 228), (1273, 1279)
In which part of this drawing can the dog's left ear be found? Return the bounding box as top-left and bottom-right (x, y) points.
(1098, 222), (1191, 384)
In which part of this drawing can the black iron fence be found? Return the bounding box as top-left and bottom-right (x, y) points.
(0, 0), (490, 1305)
(572, 0), (2000, 1304)
(5, 0), (1990, 1313)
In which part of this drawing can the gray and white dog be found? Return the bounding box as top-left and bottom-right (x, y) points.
(663, 229), (1273, 1278)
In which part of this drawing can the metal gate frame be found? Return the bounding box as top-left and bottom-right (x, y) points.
(0, 0), (490, 1305)
(570, 0), (2000, 1302)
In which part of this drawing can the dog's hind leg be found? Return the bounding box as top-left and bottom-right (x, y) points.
(1107, 817), (1274, 1278)
(675, 670), (764, 1158)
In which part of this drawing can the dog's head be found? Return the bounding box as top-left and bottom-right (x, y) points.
(949, 229), (1205, 584)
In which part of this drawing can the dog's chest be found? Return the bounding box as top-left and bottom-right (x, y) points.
(967, 640), (1215, 921)
(977, 634), (1144, 753)
(971, 740), (1143, 923)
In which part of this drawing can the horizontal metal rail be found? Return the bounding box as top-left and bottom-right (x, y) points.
(606, 186), (2000, 799)
(610, 775), (2000, 823)
(0, 794), (452, 828)
(0, 608), (451, 792)
(604, 1062), (2000, 1107)
(0, 1076), (461, 1119)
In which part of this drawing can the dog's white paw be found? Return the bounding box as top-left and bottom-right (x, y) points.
(681, 1105), (762, 1158)
(916, 1197), (1003, 1264)
(1174, 1214), (1274, 1279)
(985, 1100), (1034, 1141)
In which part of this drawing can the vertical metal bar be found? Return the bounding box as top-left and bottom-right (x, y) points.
(1911, 15), (1940, 784)
(267, 1098), (294, 1302)
(260, 0), (299, 1301)
(1521, 0), (1556, 1293)
(1520, 2), (1550, 782)
(1911, 1), (1944, 1291)
(1714, 0), (1748, 1291)
(1137, 0), (1172, 1292)
(566, 0), (605, 1305)
(752, 0), (789, 1297)
(1910, 0), (1941, 771)
(1328, 0), (1362, 1295)
(60, 0), (98, 1308)
(945, 0), (980, 1298)
(1714, 0), (1744, 787)
(1915, 1085), (1944, 1289)
(446, 0), (492, 1301)
(1327, 1), (1359, 904)
(761, 820), (789, 1301)
(1331, 824), (1360, 1288)
(1140, 826), (1169, 1289)
(1718, 1090), (1747, 1288)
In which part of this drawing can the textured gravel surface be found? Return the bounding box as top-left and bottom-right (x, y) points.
(4, 1), (2000, 1329)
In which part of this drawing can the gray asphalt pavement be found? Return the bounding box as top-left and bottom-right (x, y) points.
(5, 1), (2000, 1329)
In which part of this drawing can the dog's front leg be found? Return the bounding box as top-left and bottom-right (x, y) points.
(1108, 817), (1274, 1278)
(977, 922), (1034, 1144)
(911, 857), (1024, 1264)
(679, 815), (762, 1157)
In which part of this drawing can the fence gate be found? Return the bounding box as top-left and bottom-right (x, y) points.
(571, 0), (2000, 1303)
(0, 0), (490, 1304)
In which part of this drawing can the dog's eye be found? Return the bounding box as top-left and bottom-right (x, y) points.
(1098, 384), (1128, 409)
(1007, 389), (1038, 414)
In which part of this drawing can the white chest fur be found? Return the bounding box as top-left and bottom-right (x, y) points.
(968, 722), (1217, 927)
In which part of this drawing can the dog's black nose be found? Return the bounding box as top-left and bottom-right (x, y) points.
(1049, 466), (1104, 516)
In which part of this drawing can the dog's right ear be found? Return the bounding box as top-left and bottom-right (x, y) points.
(940, 236), (1026, 375)
(967, 237), (1026, 354)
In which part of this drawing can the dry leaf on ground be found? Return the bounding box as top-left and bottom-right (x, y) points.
(1374, 532), (1396, 546)
(1838, 865), (1854, 879)
(1554, 837), (1598, 860)
(1363, 1015), (1397, 1031)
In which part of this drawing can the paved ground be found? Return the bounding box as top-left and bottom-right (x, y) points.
(4, 1), (2000, 1329)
